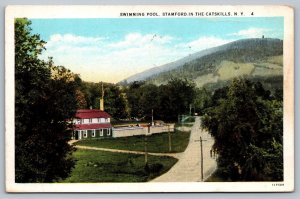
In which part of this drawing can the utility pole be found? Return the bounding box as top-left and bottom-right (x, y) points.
(195, 136), (207, 181)
(145, 125), (150, 165)
(168, 124), (172, 152)
(200, 136), (204, 181)
(151, 109), (154, 126)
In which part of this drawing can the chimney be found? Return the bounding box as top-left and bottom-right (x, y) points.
(100, 82), (104, 111)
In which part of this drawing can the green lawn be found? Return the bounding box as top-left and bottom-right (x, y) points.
(75, 130), (191, 153)
(62, 149), (177, 182)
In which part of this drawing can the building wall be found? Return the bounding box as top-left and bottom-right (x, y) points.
(74, 128), (112, 140)
(113, 127), (145, 138)
(92, 118), (98, 123)
(73, 117), (110, 124)
(73, 124), (175, 139)
(112, 124), (174, 138)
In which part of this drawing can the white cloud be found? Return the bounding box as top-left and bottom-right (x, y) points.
(181, 36), (232, 52)
(108, 32), (173, 48)
(230, 28), (271, 38)
(46, 34), (105, 48)
(41, 33), (232, 83)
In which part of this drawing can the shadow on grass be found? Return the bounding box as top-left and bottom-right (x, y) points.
(62, 149), (178, 183)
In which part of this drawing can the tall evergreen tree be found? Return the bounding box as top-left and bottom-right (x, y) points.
(15, 18), (77, 182)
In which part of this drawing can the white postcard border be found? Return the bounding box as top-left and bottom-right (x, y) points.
(5, 5), (294, 192)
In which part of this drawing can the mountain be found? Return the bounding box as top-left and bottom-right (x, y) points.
(120, 38), (283, 90)
(119, 43), (231, 83)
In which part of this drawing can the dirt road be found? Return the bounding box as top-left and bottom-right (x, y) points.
(151, 117), (217, 182)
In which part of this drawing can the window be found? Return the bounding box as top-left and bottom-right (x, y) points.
(100, 129), (103, 136)
(92, 130), (96, 137)
(77, 119), (81, 124)
(89, 118), (92, 123)
(105, 118), (108, 123)
(83, 130), (87, 138)
(107, 129), (111, 136)
(98, 118), (101, 123)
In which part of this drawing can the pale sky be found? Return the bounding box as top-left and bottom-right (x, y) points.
(30, 17), (283, 83)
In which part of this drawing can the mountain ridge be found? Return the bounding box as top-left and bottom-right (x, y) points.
(119, 38), (283, 89)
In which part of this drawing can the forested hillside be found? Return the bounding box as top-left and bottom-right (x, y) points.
(121, 38), (283, 92)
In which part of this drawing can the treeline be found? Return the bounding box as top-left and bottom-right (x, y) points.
(125, 79), (196, 121)
(77, 78), (196, 122)
(74, 79), (130, 119)
(202, 78), (283, 181)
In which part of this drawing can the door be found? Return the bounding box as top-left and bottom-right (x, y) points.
(74, 131), (79, 140)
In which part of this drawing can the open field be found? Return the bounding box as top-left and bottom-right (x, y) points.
(62, 149), (177, 182)
(75, 130), (191, 153)
(194, 73), (218, 88)
(252, 62), (283, 77)
(217, 60), (255, 80)
(267, 55), (283, 66)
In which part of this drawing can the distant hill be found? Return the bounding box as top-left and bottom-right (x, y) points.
(119, 42), (230, 83)
(120, 38), (283, 91)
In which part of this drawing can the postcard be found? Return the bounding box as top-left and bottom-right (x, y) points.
(5, 5), (294, 192)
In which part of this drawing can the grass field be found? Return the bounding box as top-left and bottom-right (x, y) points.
(217, 60), (255, 80)
(267, 55), (283, 66)
(252, 66), (282, 77)
(75, 130), (191, 153)
(194, 73), (218, 88)
(62, 149), (177, 182)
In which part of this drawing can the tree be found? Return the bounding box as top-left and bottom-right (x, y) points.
(103, 84), (130, 119)
(15, 18), (77, 182)
(73, 81), (131, 119)
(202, 78), (283, 181)
(126, 81), (146, 119)
(193, 88), (212, 115)
(125, 82), (160, 120)
(75, 89), (87, 109)
(139, 84), (160, 120)
(125, 78), (196, 121)
(158, 78), (196, 121)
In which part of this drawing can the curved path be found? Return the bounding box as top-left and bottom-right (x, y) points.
(151, 117), (217, 182)
(73, 145), (182, 158)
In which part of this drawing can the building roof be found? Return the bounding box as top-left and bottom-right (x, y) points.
(75, 109), (111, 119)
(75, 123), (112, 130)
